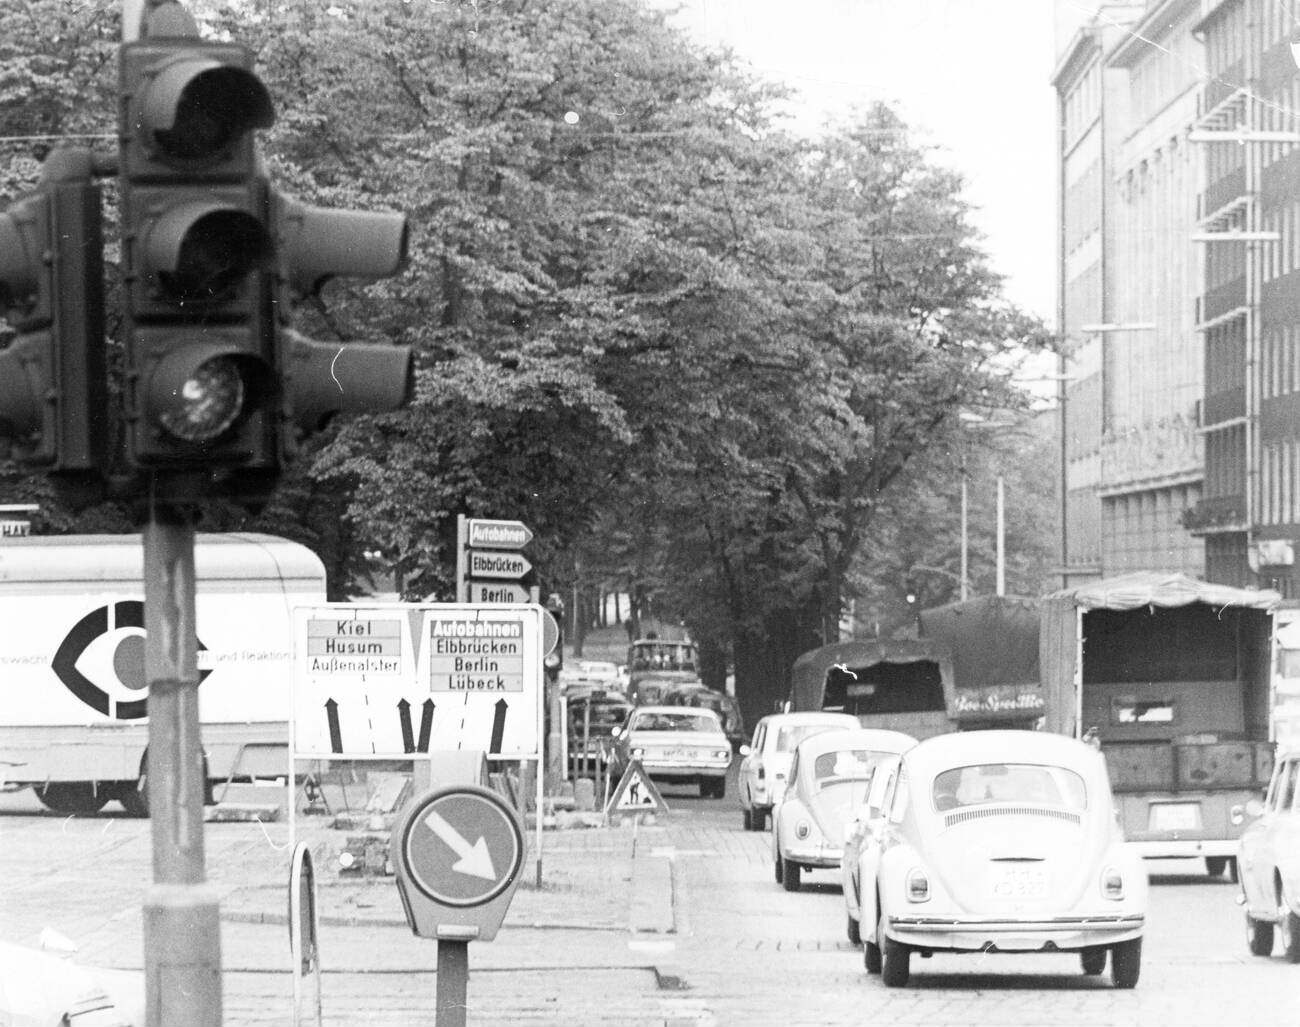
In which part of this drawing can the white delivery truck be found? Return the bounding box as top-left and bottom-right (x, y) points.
(0, 532), (327, 815)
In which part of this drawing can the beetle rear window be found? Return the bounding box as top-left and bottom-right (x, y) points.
(932, 763), (1087, 812)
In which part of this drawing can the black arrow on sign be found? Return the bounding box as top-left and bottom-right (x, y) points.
(325, 699), (343, 754)
(418, 699), (435, 753)
(489, 698), (508, 754)
(398, 699), (415, 753)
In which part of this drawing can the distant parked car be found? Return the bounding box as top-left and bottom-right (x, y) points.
(610, 705), (738, 798)
(858, 730), (1147, 989)
(1236, 747), (1300, 961)
(841, 753), (904, 944)
(737, 711), (859, 831)
(664, 684), (746, 752)
(772, 728), (915, 892)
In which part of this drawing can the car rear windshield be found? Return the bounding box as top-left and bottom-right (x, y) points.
(776, 723), (844, 751)
(632, 712), (718, 732)
(812, 749), (890, 784)
(932, 763), (1087, 812)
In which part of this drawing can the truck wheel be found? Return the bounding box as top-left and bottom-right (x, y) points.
(1205, 856), (1228, 877)
(36, 783), (108, 815)
(117, 776), (149, 818)
(1246, 913), (1274, 957)
(1110, 937), (1142, 989)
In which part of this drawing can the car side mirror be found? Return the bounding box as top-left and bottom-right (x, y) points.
(738, 744), (752, 757)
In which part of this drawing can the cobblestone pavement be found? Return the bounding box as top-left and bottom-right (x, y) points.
(3, 779), (1300, 1025)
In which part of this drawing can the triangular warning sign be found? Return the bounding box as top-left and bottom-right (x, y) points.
(606, 759), (669, 815)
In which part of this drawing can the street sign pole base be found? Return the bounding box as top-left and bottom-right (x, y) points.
(436, 939), (469, 1027)
(143, 884), (222, 1027)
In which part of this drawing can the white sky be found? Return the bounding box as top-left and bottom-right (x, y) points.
(661, 0), (1059, 326)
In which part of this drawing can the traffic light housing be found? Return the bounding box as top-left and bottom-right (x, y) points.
(118, 28), (278, 479)
(270, 191), (412, 440)
(0, 148), (107, 476)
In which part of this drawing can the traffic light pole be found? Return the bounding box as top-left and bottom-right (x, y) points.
(142, 503), (222, 1027)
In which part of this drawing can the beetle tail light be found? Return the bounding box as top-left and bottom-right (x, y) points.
(1101, 866), (1124, 900)
(906, 867), (930, 902)
(757, 766), (766, 780)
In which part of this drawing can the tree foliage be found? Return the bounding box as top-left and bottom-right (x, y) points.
(0, 0), (1055, 722)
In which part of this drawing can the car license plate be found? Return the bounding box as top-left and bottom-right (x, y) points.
(990, 865), (1047, 899)
(667, 749), (698, 759)
(1148, 802), (1201, 832)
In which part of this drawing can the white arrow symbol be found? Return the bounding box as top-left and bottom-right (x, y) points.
(422, 808), (497, 881)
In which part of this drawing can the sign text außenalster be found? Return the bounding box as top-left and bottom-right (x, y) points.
(306, 618), (402, 674)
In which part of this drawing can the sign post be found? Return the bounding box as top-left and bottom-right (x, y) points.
(392, 785), (526, 1027)
(288, 842), (322, 1027)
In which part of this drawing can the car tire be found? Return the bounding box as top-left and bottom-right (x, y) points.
(774, 852), (784, 884)
(781, 857), (801, 892)
(712, 777), (726, 799)
(880, 934), (910, 987)
(1246, 913), (1274, 957)
(35, 782), (109, 816)
(1228, 857), (1240, 884)
(1080, 947), (1107, 975)
(864, 936), (882, 974)
(1205, 856), (1228, 877)
(742, 807), (753, 830)
(1281, 895), (1300, 964)
(750, 808), (767, 832)
(1110, 937), (1141, 989)
(846, 912), (861, 945)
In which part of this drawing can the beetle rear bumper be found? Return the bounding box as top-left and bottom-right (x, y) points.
(887, 913), (1145, 952)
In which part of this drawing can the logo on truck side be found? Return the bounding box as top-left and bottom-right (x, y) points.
(51, 602), (210, 719)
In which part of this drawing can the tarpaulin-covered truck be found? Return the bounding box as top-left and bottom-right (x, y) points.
(1040, 572), (1279, 878)
(0, 533), (326, 815)
(789, 638), (958, 739)
(919, 594), (1046, 730)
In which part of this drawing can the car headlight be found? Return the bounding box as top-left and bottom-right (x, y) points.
(714, 749), (731, 759)
(1101, 865), (1124, 900)
(906, 867), (930, 903)
(632, 747), (645, 758)
(795, 819), (811, 840)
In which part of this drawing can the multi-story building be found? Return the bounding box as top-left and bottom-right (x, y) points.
(1054, 1), (1206, 585)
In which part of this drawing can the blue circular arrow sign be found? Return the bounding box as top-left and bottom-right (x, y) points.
(400, 786), (523, 908)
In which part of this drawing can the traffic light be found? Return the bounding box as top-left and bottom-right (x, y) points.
(270, 191), (412, 440)
(118, 20), (277, 477)
(0, 148), (107, 475)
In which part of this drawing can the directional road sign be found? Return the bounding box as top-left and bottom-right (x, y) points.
(292, 603), (544, 758)
(467, 518), (533, 549)
(469, 581), (529, 604)
(467, 550), (531, 580)
(393, 785), (526, 941)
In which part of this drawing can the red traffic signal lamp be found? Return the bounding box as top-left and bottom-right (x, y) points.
(118, 26), (277, 476)
(0, 148), (107, 476)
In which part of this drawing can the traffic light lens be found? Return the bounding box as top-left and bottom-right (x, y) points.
(150, 66), (274, 164)
(159, 355), (245, 441)
(154, 208), (270, 305)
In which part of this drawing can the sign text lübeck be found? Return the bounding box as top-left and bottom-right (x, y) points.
(430, 618), (524, 692)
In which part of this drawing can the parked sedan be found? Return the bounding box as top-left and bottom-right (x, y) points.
(738, 711), (860, 831)
(1237, 746), (1300, 961)
(772, 728), (915, 892)
(859, 730), (1147, 988)
(841, 753), (903, 944)
(610, 706), (738, 798)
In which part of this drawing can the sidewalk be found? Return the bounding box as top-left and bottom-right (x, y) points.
(214, 813), (685, 1025)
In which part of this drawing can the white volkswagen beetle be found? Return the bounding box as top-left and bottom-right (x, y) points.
(841, 752), (903, 944)
(772, 727), (916, 891)
(859, 730), (1147, 988)
(738, 711), (860, 831)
